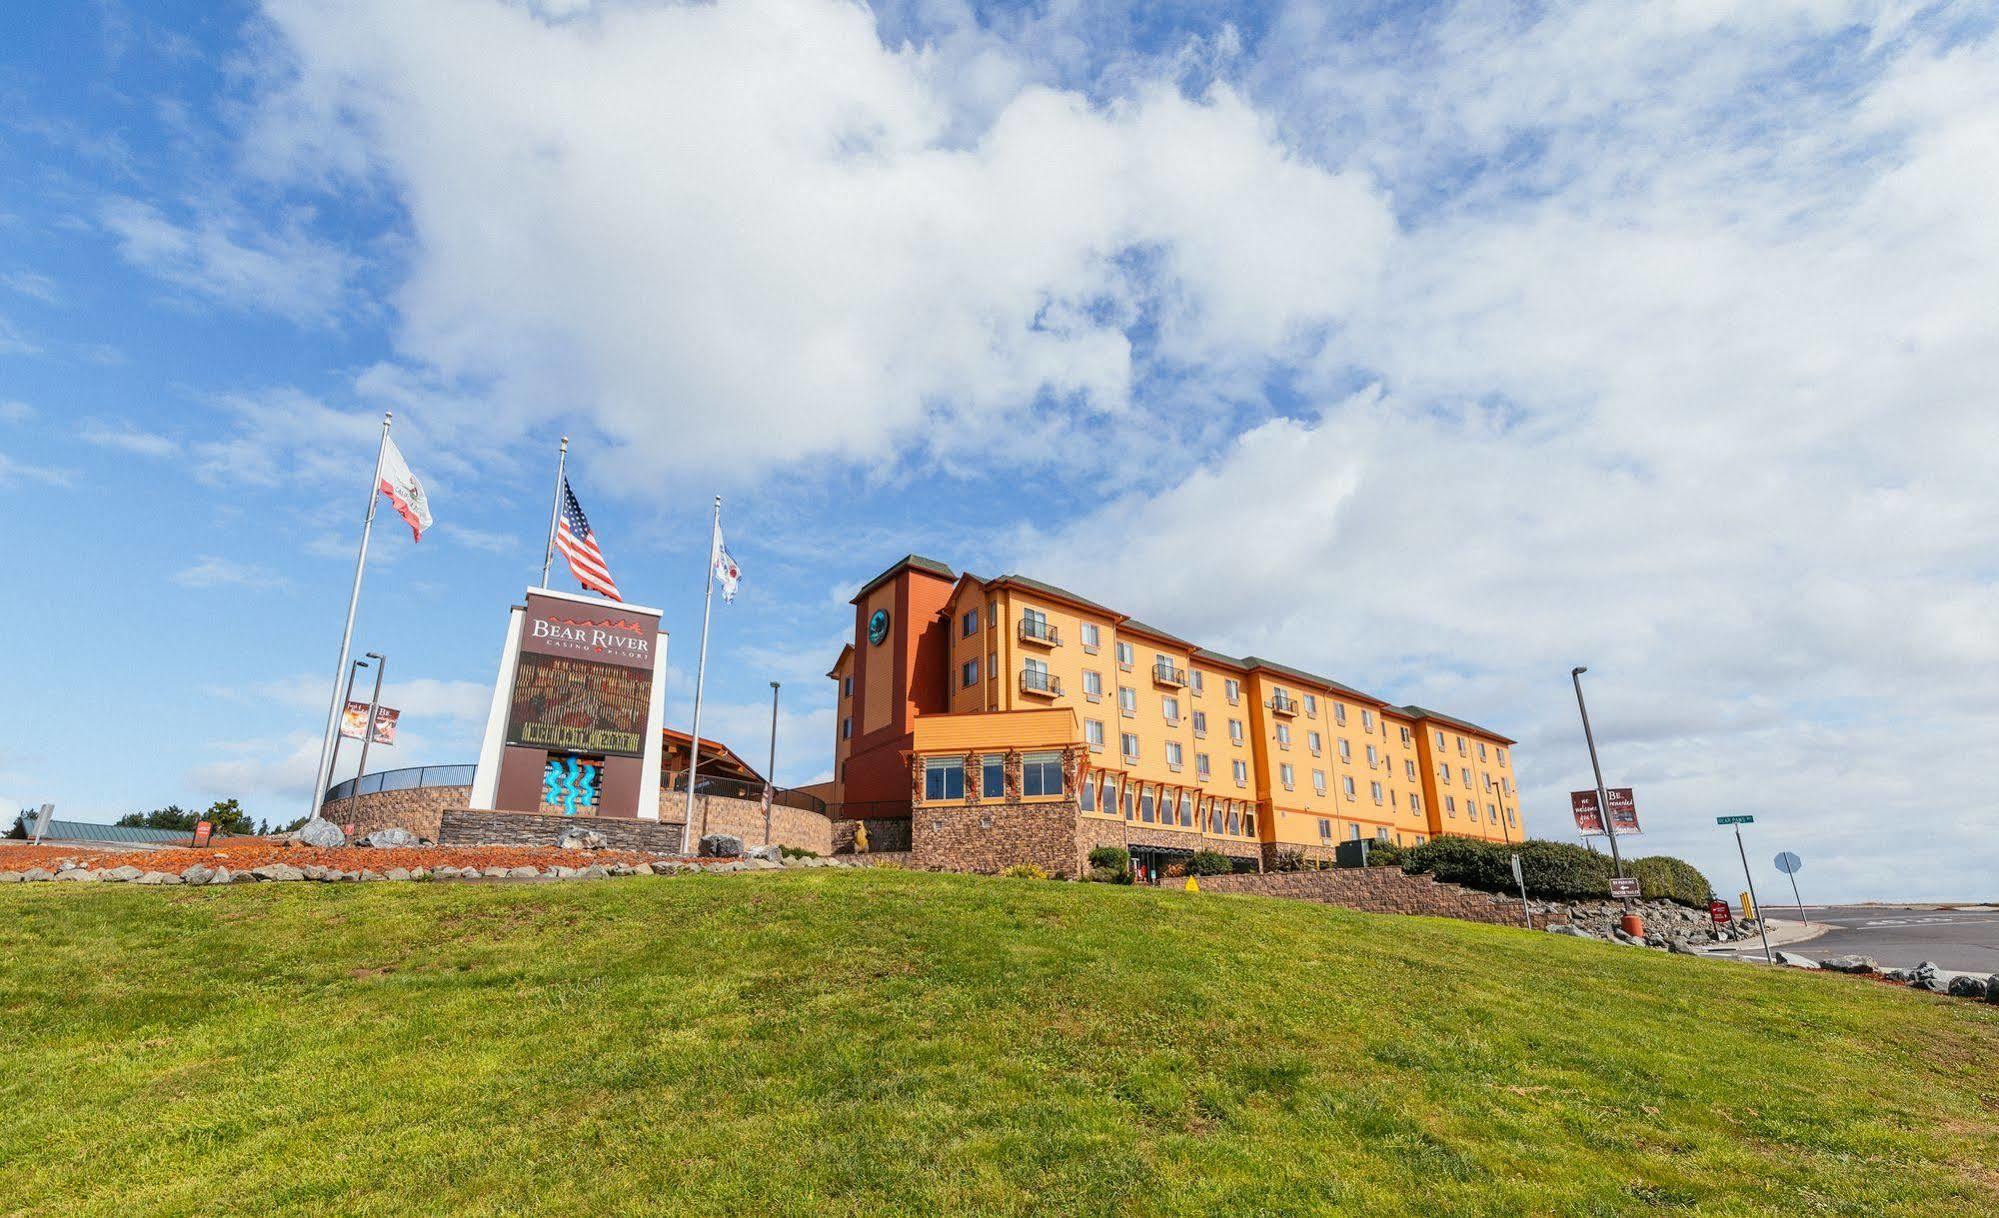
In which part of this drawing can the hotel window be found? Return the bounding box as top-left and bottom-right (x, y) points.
(1506, 807), (1517, 825)
(1118, 686), (1137, 716)
(1121, 732), (1140, 760)
(1312, 769), (1327, 795)
(1244, 810), (1257, 837)
(1361, 709), (1374, 730)
(1189, 670), (1204, 695)
(1410, 793), (1421, 814)
(1371, 781), (1384, 804)
(961, 658), (980, 688)
(1348, 823), (1362, 841)
(1389, 789), (1398, 807)
(1224, 678), (1241, 704)
(1162, 695), (1180, 724)
(1022, 752), (1063, 797)
(1179, 791), (1195, 826)
(1085, 719), (1106, 752)
(961, 608), (979, 637)
(1116, 641), (1134, 669)
(1405, 760), (1417, 781)
(1304, 693), (1318, 717)
(1229, 719), (1245, 745)
(981, 754), (1004, 796)
(1079, 778), (1096, 812)
(1319, 818), (1332, 842)
(1165, 741), (1184, 771)
(1080, 622), (1100, 652)
(1477, 741), (1488, 760)
(923, 757), (965, 801)
(1334, 703), (1347, 726)
(1342, 775), (1357, 800)
(1232, 759), (1248, 786)
(1400, 726), (1412, 745)
(1366, 744), (1379, 768)
(1482, 773), (1493, 791)
(1439, 762), (1451, 783)
(1140, 788), (1155, 822)
(1338, 738), (1351, 762)
(1436, 730), (1447, 748)
(1083, 670), (1103, 701)
(1376, 827), (1390, 843)
(1462, 767), (1473, 787)
(1228, 807), (1242, 835)
(1192, 709), (1208, 738)
(1208, 803), (1223, 834)
(1308, 730), (1322, 756)
(1196, 752), (1212, 779)
(1457, 735), (1467, 756)
(1446, 796), (1457, 816)
(1496, 748), (1507, 767)
(1488, 803), (1499, 823)
(1122, 786), (1134, 820)
(1275, 723), (1292, 749)
(1280, 763), (1295, 790)
(1022, 607), (1050, 639)
(841, 717), (852, 740)
(841, 676), (852, 698)
(1023, 656), (1053, 693)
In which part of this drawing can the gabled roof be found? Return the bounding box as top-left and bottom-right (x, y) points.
(660, 727), (765, 783)
(1191, 647), (1248, 671)
(1397, 705), (1515, 745)
(1239, 656), (1384, 705)
(1118, 618), (1196, 648)
(825, 643), (853, 680)
(850, 554), (956, 604)
(987, 573), (1119, 619)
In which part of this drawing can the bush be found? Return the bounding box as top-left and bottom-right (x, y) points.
(1363, 840), (1408, 868)
(1085, 846), (1131, 884)
(1000, 863), (1048, 880)
(1188, 850), (1233, 876)
(1630, 855), (1713, 907)
(1272, 849), (1306, 873)
(779, 846), (820, 859)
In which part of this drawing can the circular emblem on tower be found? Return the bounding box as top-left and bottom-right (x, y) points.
(868, 608), (891, 646)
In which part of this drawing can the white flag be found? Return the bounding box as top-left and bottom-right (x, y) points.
(377, 435), (434, 541)
(712, 526), (741, 602)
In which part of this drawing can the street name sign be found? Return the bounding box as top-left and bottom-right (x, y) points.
(1716, 815), (1754, 825)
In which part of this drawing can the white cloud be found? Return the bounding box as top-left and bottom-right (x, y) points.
(0, 451), (70, 487)
(80, 418), (179, 458)
(174, 555), (288, 589)
(0, 400), (32, 423)
(248, 0), (1391, 485)
(443, 524), (519, 554)
(0, 270), (60, 304)
(99, 196), (352, 325)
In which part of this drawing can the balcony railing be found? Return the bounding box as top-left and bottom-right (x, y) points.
(1270, 693), (1300, 716)
(1019, 669), (1064, 697)
(1017, 618), (1061, 647)
(1151, 661), (1187, 687)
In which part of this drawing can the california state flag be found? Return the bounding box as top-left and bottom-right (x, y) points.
(378, 435), (433, 541)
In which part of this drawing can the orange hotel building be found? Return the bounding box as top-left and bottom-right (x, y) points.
(826, 556), (1524, 876)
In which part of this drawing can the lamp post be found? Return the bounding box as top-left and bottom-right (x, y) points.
(326, 658), (370, 803)
(354, 651), (387, 782)
(763, 681), (780, 847)
(1570, 667), (1626, 883)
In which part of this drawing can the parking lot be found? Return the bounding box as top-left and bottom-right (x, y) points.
(1711, 905), (1999, 973)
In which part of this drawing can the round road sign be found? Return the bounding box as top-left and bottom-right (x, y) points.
(1773, 851), (1802, 874)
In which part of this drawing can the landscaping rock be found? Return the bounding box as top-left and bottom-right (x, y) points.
(743, 843), (783, 862)
(578, 865), (608, 880)
(134, 871), (172, 885)
(180, 864), (214, 886)
(302, 865), (330, 881)
(360, 870), (385, 882)
(1773, 951), (1821, 969)
(55, 869), (100, 882)
(1881, 967), (1912, 983)
(22, 868), (53, 882)
(557, 828), (608, 851)
(1911, 961), (1947, 993)
(649, 861), (681, 875)
(698, 833), (744, 859)
(211, 867), (234, 884)
(506, 866), (539, 879)
(105, 865), (144, 882)
(251, 864), (306, 882)
(481, 866), (508, 879)
(1668, 940), (1701, 955)
(1818, 954), (1878, 974)
(1946, 975), (1988, 1000)
(298, 818), (347, 848)
(0, 872), (21, 883)
(384, 868), (411, 882)
(1987, 975), (1999, 1005)
(364, 827), (419, 849)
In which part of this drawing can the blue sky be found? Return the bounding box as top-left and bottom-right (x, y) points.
(4, 0), (1995, 899)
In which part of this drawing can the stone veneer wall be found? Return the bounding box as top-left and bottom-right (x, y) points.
(320, 785), (469, 842)
(1075, 819), (1263, 877)
(660, 792), (836, 855)
(829, 817), (913, 855)
(437, 809), (687, 853)
(913, 801), (1079, 876)
(1194, 868), (1546, 929)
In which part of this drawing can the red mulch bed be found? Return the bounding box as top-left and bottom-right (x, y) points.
(0, 841), (687, 874)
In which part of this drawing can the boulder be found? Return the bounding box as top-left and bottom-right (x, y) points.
(384, 868), (412, 882)
(134, 872), (174, 885)
(577, 865), (608, 880)
(359, 870), (384, 882)
(506, 866), (539, 879)
(649, 861), (682, 875)
(0, 872), (21, 883)
(364, 827), (419, 849)
(180, 865), (215, 886)
(21, 868), (53, 882)
(557, 828), (608, 851)
(211, 867), (234, 885)
(297, 818), (347, 848)
(1773, 951), (1821, 969)
(55, 869), (100, 882)
(1881, 967), (1912, 984)
(1818, 954), (1878, 974)
(301, 865), (330, 881)
(251, 863), (306, 882)
(1911, 961), (1948, 993)
(105, 865), (144, 882)
(1987, 975), (1999, 1005)
(1668, 940), (1701, 955)
(698, 833), (744, 859)
(743, 843), (783, 862)
(1946, 975), (1988, 1000)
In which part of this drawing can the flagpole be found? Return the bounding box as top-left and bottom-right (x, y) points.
(539, 436), (569, 588)
(308, 411), (392, 824)
(681, 495), (720, 846)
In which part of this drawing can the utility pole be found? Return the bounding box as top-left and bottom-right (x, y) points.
(1570, 667), (1626, 883)
(763, 681), (780, 846)
(1728, 820), (1776, 965)
(354, 651), (387, 782)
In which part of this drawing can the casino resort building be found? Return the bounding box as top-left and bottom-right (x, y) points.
(826, 556), (1523, 877)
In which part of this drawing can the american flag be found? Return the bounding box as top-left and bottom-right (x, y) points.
(555, 478), (621, 601)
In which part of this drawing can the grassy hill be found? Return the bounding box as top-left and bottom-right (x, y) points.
(2, 869), (1995, 1216)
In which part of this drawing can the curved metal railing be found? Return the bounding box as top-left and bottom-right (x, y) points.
(324, 764), (477, 804)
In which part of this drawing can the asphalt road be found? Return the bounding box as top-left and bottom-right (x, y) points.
(1712, 905), (1999, 973)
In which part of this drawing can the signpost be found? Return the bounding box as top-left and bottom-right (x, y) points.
(1609, 877), (1640, 899)
(1718, 815), (1775, 965)
(1774, 851), (1808, 926)
(1708, 898), (1731, 927)
(1510, 853), (1532, 929)
(191, 820), (214, 848)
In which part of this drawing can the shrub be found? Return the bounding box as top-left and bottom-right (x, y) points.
(1271, 849), (1306, 873)
(779, 846), (820, 859)
(1086, 865), (1129, 884)
(1086, 846), (1131, 884)
(1630, 855), (1713, 907)
(1363, 840), (1408, 868)
(1000, 863), (1049, 880)
(1188, 850), (1233, 876)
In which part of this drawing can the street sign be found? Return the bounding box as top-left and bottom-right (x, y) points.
(1708, 898), (1731, 925)
(1610, 877), (1640, 898)
(1774, 851), (1802, 874)
(192, 820), (214, 848)
(1510, 854), (1524, 886)
(1716, 814), (1754, 825)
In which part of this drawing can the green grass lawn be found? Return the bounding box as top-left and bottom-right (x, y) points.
(2, 870), (1996, 1217)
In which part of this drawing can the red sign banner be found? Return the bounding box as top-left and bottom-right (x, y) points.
(192, 820), (213, 848)
(340, 702), (400, 744)
(1709, 898), (1731, 926)
(1570, 788), (1640, 835)
(1570, 790), (1606, 834)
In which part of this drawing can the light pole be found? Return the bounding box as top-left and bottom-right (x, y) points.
(1569, 667), (1626, 883)
(763, 681), (780, 846)
(326, 658), (370, 802)
(354, 651), (387, 783)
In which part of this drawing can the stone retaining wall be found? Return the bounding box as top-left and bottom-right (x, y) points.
(1076, 820), (1262, 877)
(830, 817), (913, 855)
(320, 785), (468, 842)
(914, 801), (1078, 875)
(1196, 868), (1544, 929)
(660, 792), (836, 855)
(438, 809), (686, 853)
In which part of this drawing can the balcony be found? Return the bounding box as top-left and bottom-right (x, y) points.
(1018, 617), (1061, 648)
(1270, 692), (1300, 717)
(1019, 669), (1064, 698)
(1151, 661), (1188, 688)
